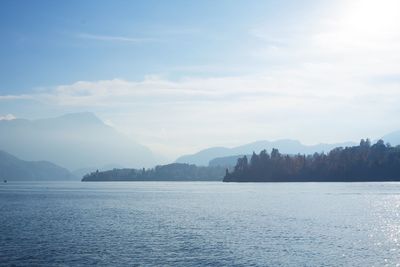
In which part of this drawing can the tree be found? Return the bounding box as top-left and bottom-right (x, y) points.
(223, 139), (400, 182)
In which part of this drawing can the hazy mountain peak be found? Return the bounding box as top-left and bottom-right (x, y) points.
(0, 112), (157, 170)
(57, 112), (102, 123)
(34, 112), (104, 127)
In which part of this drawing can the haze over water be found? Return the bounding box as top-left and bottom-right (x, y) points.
(1, 182), (399, 266)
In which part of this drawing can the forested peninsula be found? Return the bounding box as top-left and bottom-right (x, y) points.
(224, 139), (400, 182)
(82, 163), (226, 181)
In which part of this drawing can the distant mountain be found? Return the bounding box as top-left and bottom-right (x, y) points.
(176, 147), (232, 166)
(209, 155), (248, 167)
(0, 112), (156, 170)
(176, 139), (356, 166)
(0, 150), (74, 181)
(381, 131), (400, 146)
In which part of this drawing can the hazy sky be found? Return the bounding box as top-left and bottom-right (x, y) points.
(1, 0), (400, 159)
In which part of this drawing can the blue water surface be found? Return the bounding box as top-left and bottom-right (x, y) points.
(1, 182), (399, 266)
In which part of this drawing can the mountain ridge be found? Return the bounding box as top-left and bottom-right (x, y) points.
(381, 131), (400, 146)
(176, 139), (357, 166)
(0, 150), (74, 181)
(0, 112), (157, 170)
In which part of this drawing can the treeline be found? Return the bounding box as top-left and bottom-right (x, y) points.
(82, 163), (226, 181)
(224, 139), (400, 182)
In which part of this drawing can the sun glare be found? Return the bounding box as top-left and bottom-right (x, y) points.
(341, 0), (400, 35)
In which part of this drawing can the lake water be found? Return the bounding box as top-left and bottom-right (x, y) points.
(1, 182), (400, 266)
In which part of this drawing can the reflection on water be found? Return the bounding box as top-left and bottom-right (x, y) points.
(1, 182), (400, 266)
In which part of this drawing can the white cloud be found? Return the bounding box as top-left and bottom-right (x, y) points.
(77, 33), (158, 43)
(0, 114), (16, 121)
(1, 65), (399, 159)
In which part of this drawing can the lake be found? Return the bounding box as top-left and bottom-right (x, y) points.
(1, 182), (399, 266)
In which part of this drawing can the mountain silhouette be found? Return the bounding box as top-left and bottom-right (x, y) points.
(176, 139), (356, 166)
(381, 131), (400, 146)
(0, 112), (156, 170)
(0, 150), (74, 181)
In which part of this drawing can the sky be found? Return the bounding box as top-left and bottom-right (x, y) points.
(1, 0), (400, 160)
